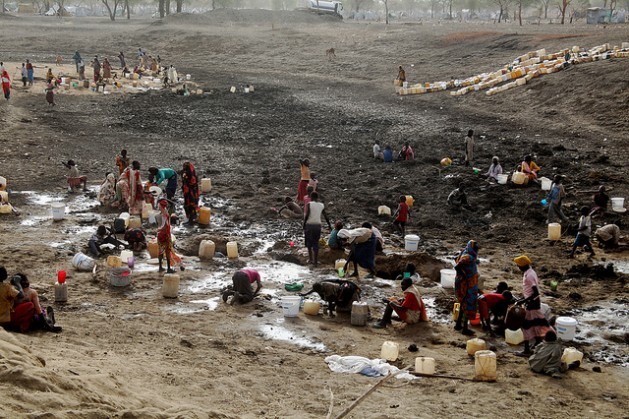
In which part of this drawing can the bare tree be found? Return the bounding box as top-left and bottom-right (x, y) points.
(383, 0), (389, 23)
(492, 0), (513, 21)
(558, 0), (572, 23)
(101, 0), (122, 20)
(538, 0), (551, 18)
(159, 0), (164, 17)
(176, 0), (183, 12)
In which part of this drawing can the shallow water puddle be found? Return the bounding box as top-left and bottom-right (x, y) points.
(190, 297), (220, 311)
(258, 323), (327, 352)
(423, 297), (450, 324)
(598, 260), (629, 274)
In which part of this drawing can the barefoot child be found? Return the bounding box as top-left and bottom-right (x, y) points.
(392, 195), (409, 236)
(63, 160), (87, 192)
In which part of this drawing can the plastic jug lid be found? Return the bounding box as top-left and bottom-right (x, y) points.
(403, 272), (411, 278)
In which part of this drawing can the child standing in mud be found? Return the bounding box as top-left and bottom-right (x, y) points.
(392, 195), (409, 236)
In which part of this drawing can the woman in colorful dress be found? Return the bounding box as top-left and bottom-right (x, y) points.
(98, 172), (117, 206)
(157, 199), (182, 273)
(181, 162), (199, 225)
(122, 160), (143, 214)
(454, 240), (480, 336)
(513, 255), (554, 357)
(1, 69), (11, 100)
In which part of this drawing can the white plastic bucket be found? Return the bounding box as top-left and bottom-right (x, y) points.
(186, 74), (191, 80)
(404, 234), (420, 251)
(556, 316), (577, 341)
(540, 177), (552, 191)
(496, 174), (508, 185)
(72, 252), (95, 271)
(440, 269), (456, 288)
(611, 197), (625, 210)
(51, 203), (66, 221)
(281, 296), (301, 318)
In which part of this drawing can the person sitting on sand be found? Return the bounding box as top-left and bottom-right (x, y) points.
(0, 267), (22, 332)
(521, 155), (540, 183)
(88, 226), (126, 257)
(373, 140), (383, 160)
(594, 224), (620, 249)
(98, 172), (117, 206)
(63, 160), (88, 193)
(327, 220), (344, 250)
(373, 277), (428, 329)
(222, 269), (262, 305)
(275, 196), (303, 219)
(528, 330), (580, 379)
(485, 156), (503, 182)
(447, 184), (473, 211)
(338, 227), (377, 278)
(398, 142), (415, 161)
(15, 274), (61, 332)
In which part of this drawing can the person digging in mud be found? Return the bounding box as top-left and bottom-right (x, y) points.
(477, 290), (514, 335)
(124, 228), (147, 252)
(362, 222), (384, 252)
(513, 255), (554, 357)
(63, 160), (88, 193)
(15, 274), (61, 332)
(303, 191), (331, 266)
(222, 269), (262, 305)
(447, 184), (473, 211)
(528, 330), (580, 379)
(88, 225), (126, 257)
(337, 227), (377, 278)
(327, 220), (344, 250)
(464, 130), (474, 166)
(569, 207), (595, 258)
(454, 240), (480, 336)
(275, 196), (303, 219)
(392, 195), (410, 236)
(594, 224), (620, 249)
(373, 277), (428, 329)
(149, 167), (178, 202)
(157, 199), (184, 273)
(521, 155), (540, 183)
(547, 175), (569, 224)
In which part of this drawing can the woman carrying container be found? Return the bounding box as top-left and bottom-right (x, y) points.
(513, 255), (553, 357)
(454, 240), (480, 336)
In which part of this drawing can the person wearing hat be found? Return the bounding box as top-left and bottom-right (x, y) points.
(513, 255), (553, 357)
(373, 276), (427, 329)
(62, 160), (88, 193)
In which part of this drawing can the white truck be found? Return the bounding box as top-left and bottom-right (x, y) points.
(308, 0), (343, 16)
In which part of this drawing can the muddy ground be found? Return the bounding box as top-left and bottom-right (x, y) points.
(0, 11), (628, 419)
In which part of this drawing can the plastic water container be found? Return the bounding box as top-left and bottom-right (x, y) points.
(474, 350), (497, 381)
(200, 178), (212, 193)
(106, 256), (122, 268)
(351, 301), (369, 326)
(110, 267), (131, 287)
(0, 204), (12, 215)
(561, 347), (583, 365)
(244, 87), (250, 93)
(611, 197), (625, 210)
(147, 240), (159, 258)
(0, 190), (8, 203)
(230, 86), (236, 93)
(548, 223), (561, 241)
(162, 273), (180, 298)
(281, 296), (301, 317)
(452, 302), (460, 321)
(378, 205), (391, 216)
(540, 177), (552, 191)
(72, 252), (95, 271)
(198, 207), (211, 225)
(380, 341), (399, 362)
(128, 216), (142, 229)
(505, 328), (525, 345)
(466, 338), (487, 356)
(226, 242), (239, 259)
(440, 269), (456, 288)
(51, 203), (65, 221)
(119, 212), (131, 227)
(120, 250), (134, 266)
(512, 171), (527, 185)
(496, 174), (508, 185)
(142, 202), (152, 220)
(415, 357), (435, 375)
(54, 282), (68, 303)
(185, 74), (191, 81)
(0, 176), (6, 190)
(405, 195), (414, 207)
(556, 316), (577, 341)
(303, 301), (321, 316)
(405, 234), (420, 251)
(334, 259), (346, 270)
(199, 240), (215, 260)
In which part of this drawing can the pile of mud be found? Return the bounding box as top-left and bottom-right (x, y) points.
(164, 9), (342, 26)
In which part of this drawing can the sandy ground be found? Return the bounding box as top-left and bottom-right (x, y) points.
(0, 11), (628, 418)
